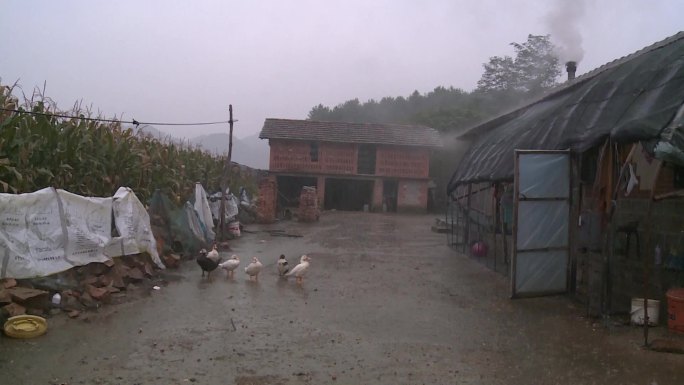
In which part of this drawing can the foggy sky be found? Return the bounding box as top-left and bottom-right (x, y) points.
(1, 0), (682, 139)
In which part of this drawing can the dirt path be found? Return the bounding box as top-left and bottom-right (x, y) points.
(1, 212), (683, 384)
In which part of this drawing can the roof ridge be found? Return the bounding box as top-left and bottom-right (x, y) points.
(260, 118), (442, 147)
(570, 31), (684, 84)
(265, 117), (433, 129)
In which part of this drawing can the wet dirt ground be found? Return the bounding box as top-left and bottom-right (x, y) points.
(2, 212), (684, 384)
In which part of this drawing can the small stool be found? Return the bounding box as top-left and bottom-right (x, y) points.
(617, 221), (640, 258)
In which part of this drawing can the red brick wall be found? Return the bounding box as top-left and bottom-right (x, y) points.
(376, 146), (430, 178)
(269, 141), (321, 173)
(316, 175), (326, 206)
(269, 140), (431, 179)
(372, 179), (383, 209)
(321, 143), (357, 175)
(256, 177), (277, 223)
(269, 140), (356, 175)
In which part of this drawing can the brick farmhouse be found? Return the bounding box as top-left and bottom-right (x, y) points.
(258, 119), (442, 215)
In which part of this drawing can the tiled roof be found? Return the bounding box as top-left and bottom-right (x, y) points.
(259, 119), (442, 147)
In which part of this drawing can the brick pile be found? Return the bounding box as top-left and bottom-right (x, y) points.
(0, 253), (169, 321)
(298, 186), (320, 222)
(256, 179), (277, 224)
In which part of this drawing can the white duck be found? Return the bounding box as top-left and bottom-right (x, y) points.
(218, 255), (240, 278)
(286, 255), (311, 284)
(277, 254), (289, 276)
(244, 256), (263, 281)
(206, 243), (220, 263)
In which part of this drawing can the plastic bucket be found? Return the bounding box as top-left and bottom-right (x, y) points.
(666, 288), (684, 333)
(631, 298), (659, 326)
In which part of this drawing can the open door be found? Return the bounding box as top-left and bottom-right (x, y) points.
(511, 150), (570, 298)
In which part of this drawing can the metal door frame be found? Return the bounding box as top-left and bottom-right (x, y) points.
(511, 149), (571, 298)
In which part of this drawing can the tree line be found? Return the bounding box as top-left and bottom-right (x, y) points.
(308, 34), (562, 133)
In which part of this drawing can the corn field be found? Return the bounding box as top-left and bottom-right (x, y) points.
(0, 83), (253, 204)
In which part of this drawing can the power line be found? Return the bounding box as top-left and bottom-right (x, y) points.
(0, 107), (232, 127)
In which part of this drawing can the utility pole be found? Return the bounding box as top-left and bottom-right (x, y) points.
(218, 105), (234, 241)
(228, 104), (234, 168)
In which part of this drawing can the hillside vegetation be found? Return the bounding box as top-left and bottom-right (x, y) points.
(308, 35), (561, 133)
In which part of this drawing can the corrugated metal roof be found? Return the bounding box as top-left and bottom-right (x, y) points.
(448, 31), (684, 193)
(259, 119), (442, 147)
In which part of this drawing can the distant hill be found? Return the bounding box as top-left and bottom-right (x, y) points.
(189, 132), (269, 170)
(133, 124), (170, 139)
(128, 125), (269, 170)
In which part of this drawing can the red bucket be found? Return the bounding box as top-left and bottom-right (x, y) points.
(666, 288), (684, 333)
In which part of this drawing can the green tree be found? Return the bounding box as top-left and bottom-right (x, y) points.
(476, 34), (561, 96)
(307, 104), (330, 120)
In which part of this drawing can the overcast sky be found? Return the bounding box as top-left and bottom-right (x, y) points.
(1, 0), (682, 139)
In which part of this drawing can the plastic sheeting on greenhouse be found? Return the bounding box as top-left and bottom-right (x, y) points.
(448, 32), (684, 193)
(512, 151), (570, 297)
(0, 187), (163, 279)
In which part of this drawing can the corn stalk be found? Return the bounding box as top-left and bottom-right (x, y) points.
(0, 83), (246, 204)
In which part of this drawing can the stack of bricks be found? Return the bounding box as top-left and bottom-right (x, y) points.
(298, 186), (320, 222)
(256, 178), (276, 224)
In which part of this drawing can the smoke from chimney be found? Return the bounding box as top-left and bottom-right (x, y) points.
(566, 61), (577, 81)
(546, 0), (586, 64)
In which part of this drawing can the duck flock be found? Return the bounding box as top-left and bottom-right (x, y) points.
(196, 244), (311, 284)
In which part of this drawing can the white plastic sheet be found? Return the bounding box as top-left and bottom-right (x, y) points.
(0, 188), (112, 279)
(105, 187), (164, 269)
(515, 250), (568, 293)
(239, 187), (251, 207)
(513, 151), (570, 297)
(0, 187), (162, 279)
(185, 202), (207, 243)
(208, 190), (239, 222)
(193, 183), (215, 242)
(518, 153), (569, 198)
(516, 201), (569, 250)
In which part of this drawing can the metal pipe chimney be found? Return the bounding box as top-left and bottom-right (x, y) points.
(566, 61), (577, 81)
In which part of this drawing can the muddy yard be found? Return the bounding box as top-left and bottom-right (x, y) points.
(1, 212), (684, 384)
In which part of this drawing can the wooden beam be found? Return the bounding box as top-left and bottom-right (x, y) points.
(643, 160), (664, 347)
(654, 188), (684, 201)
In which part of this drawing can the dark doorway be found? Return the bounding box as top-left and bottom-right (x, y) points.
(382, 179), (398, 212)
(324, 178), (374, 211)
(276, 176), (317, 216)
(357, 144), (376, 175)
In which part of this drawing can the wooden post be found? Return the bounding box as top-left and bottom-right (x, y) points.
(643, 160), (663, 347)
(492, 183), (498, 272)
(600, 143), (639, 320)
(464, 183), (472, 254)
(511, 151), (520, 298)
(228, 105), (234, 168)
(455, 193), (461, 247)
(446, 198), (450, 246)
(499, 183), (509, 265)
(218, 105), (235, 241)
(603, 142), (615, 318)
(569, 154), (581, 294)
